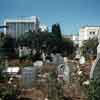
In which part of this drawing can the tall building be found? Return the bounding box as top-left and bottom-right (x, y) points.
(4, 16), (40, 38)
(79, 26), (100, 47)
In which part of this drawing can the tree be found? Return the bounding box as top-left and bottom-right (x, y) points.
(81, 38), (98, 57)
(61, 37), (76, 57)
(3, 34), (16, 57)
(51, 23), (63, 53)
(0, 33), (16, 58)
(0, 32), (5, 48)
(52, 23), (62, 40)
(88, 57), (100, 100)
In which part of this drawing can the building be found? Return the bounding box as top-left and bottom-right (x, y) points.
(64, 34), (79, 45)
(63, 35), (72, 40)
(72, 34), (79, 45)
(79, 26), (100, 47)
(4, 16), (40, 38)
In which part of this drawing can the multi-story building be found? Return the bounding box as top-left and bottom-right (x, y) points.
(79, 26), (100, 47)
(4, 16), (40, 38)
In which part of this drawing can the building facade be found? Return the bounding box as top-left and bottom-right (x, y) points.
(72, 34), (79, 45)
(79, 26), (100, 47)
(4, 16), (40, 38)
(64, 34), (79, 45)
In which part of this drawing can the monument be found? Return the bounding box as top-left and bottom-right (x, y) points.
(22, 66), (37, 88)
(50, 53), (64, 65)
(79, 56), (85, 64)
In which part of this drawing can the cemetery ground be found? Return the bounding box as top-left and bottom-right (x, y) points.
(0, 58), (91, 100)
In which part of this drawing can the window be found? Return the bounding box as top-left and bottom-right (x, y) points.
(93, 32), (95, 35)
(89, 32), (95, 35)
(90, 32), (92, 34)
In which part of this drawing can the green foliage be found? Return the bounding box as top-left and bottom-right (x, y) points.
(0, 32), (5, 48)
(81, 38), (98, 57)
(48, 71), (63, 100)
(16, 25), (75, 58)
(88, 80), (100, 100)
(0, 33), (16, 58)
(61, 37), (76, 57)
(88, 56), (100, 100)
(17, 31), (57, 53)
(52, 23), (62, 40)
(0, 85), (17, 100)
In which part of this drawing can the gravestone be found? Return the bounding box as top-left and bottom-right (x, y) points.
(79, 56), (85, 64)
(57, 64), (70, 82)
(21, 67), (37, 88)
(51, 53), (64, 65)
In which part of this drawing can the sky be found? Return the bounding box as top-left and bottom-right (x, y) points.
(0, 0), (100, 35)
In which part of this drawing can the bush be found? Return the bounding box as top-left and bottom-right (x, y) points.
(88, 80), (100, 100)
(88, 57), (100, 100)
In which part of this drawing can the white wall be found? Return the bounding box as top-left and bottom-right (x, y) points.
(79, 26), (100, 47)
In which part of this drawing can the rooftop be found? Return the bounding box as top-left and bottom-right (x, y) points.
(4, 16), (40, 23)
(81, 25), (100, 29)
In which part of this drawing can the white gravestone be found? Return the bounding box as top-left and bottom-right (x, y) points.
(79, 56), (85, 64)
(57, 64), (70, 82)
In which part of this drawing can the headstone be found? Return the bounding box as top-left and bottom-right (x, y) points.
(97, 44), (100, 55)
(42, 52), (46, 62)
(57, 64), (70, 82)
(64, 57), (68, 63)
(56, 53), (64, 64)
(64, 63), (70, 82)
(51, 53), (64, 65)
(21, 67), (37, 88)
(79, 56), (85, 64)
(51, 53), (57, 64)
(18, 46), (23, 57)
(97, 30), (100, 55)
(33, 60), (43, 69)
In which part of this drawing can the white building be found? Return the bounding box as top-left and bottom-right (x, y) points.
(4, 16), (40, 38)
(79, 26), (100, 47)
(64, 34), (79, 45)
(22, 67), (37, 88)
(63, 35), (72, 40)
(72, 34), (79, 45)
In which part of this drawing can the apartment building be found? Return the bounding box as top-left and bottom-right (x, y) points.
(4, 16), (40, 38)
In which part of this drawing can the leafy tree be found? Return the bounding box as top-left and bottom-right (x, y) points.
(81, 38), (98, 57)
(0, 33), (16, 58)
(52, 23), (62, 40)
(51, 23), (64, 53)
(61, 37), (76, 57)
(17, 30), (76, 58)
(17, 31), (54, 52)
(0, 32), (5, 48)
(88, 57), (100, 100)
(3, 34), (16, 57)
